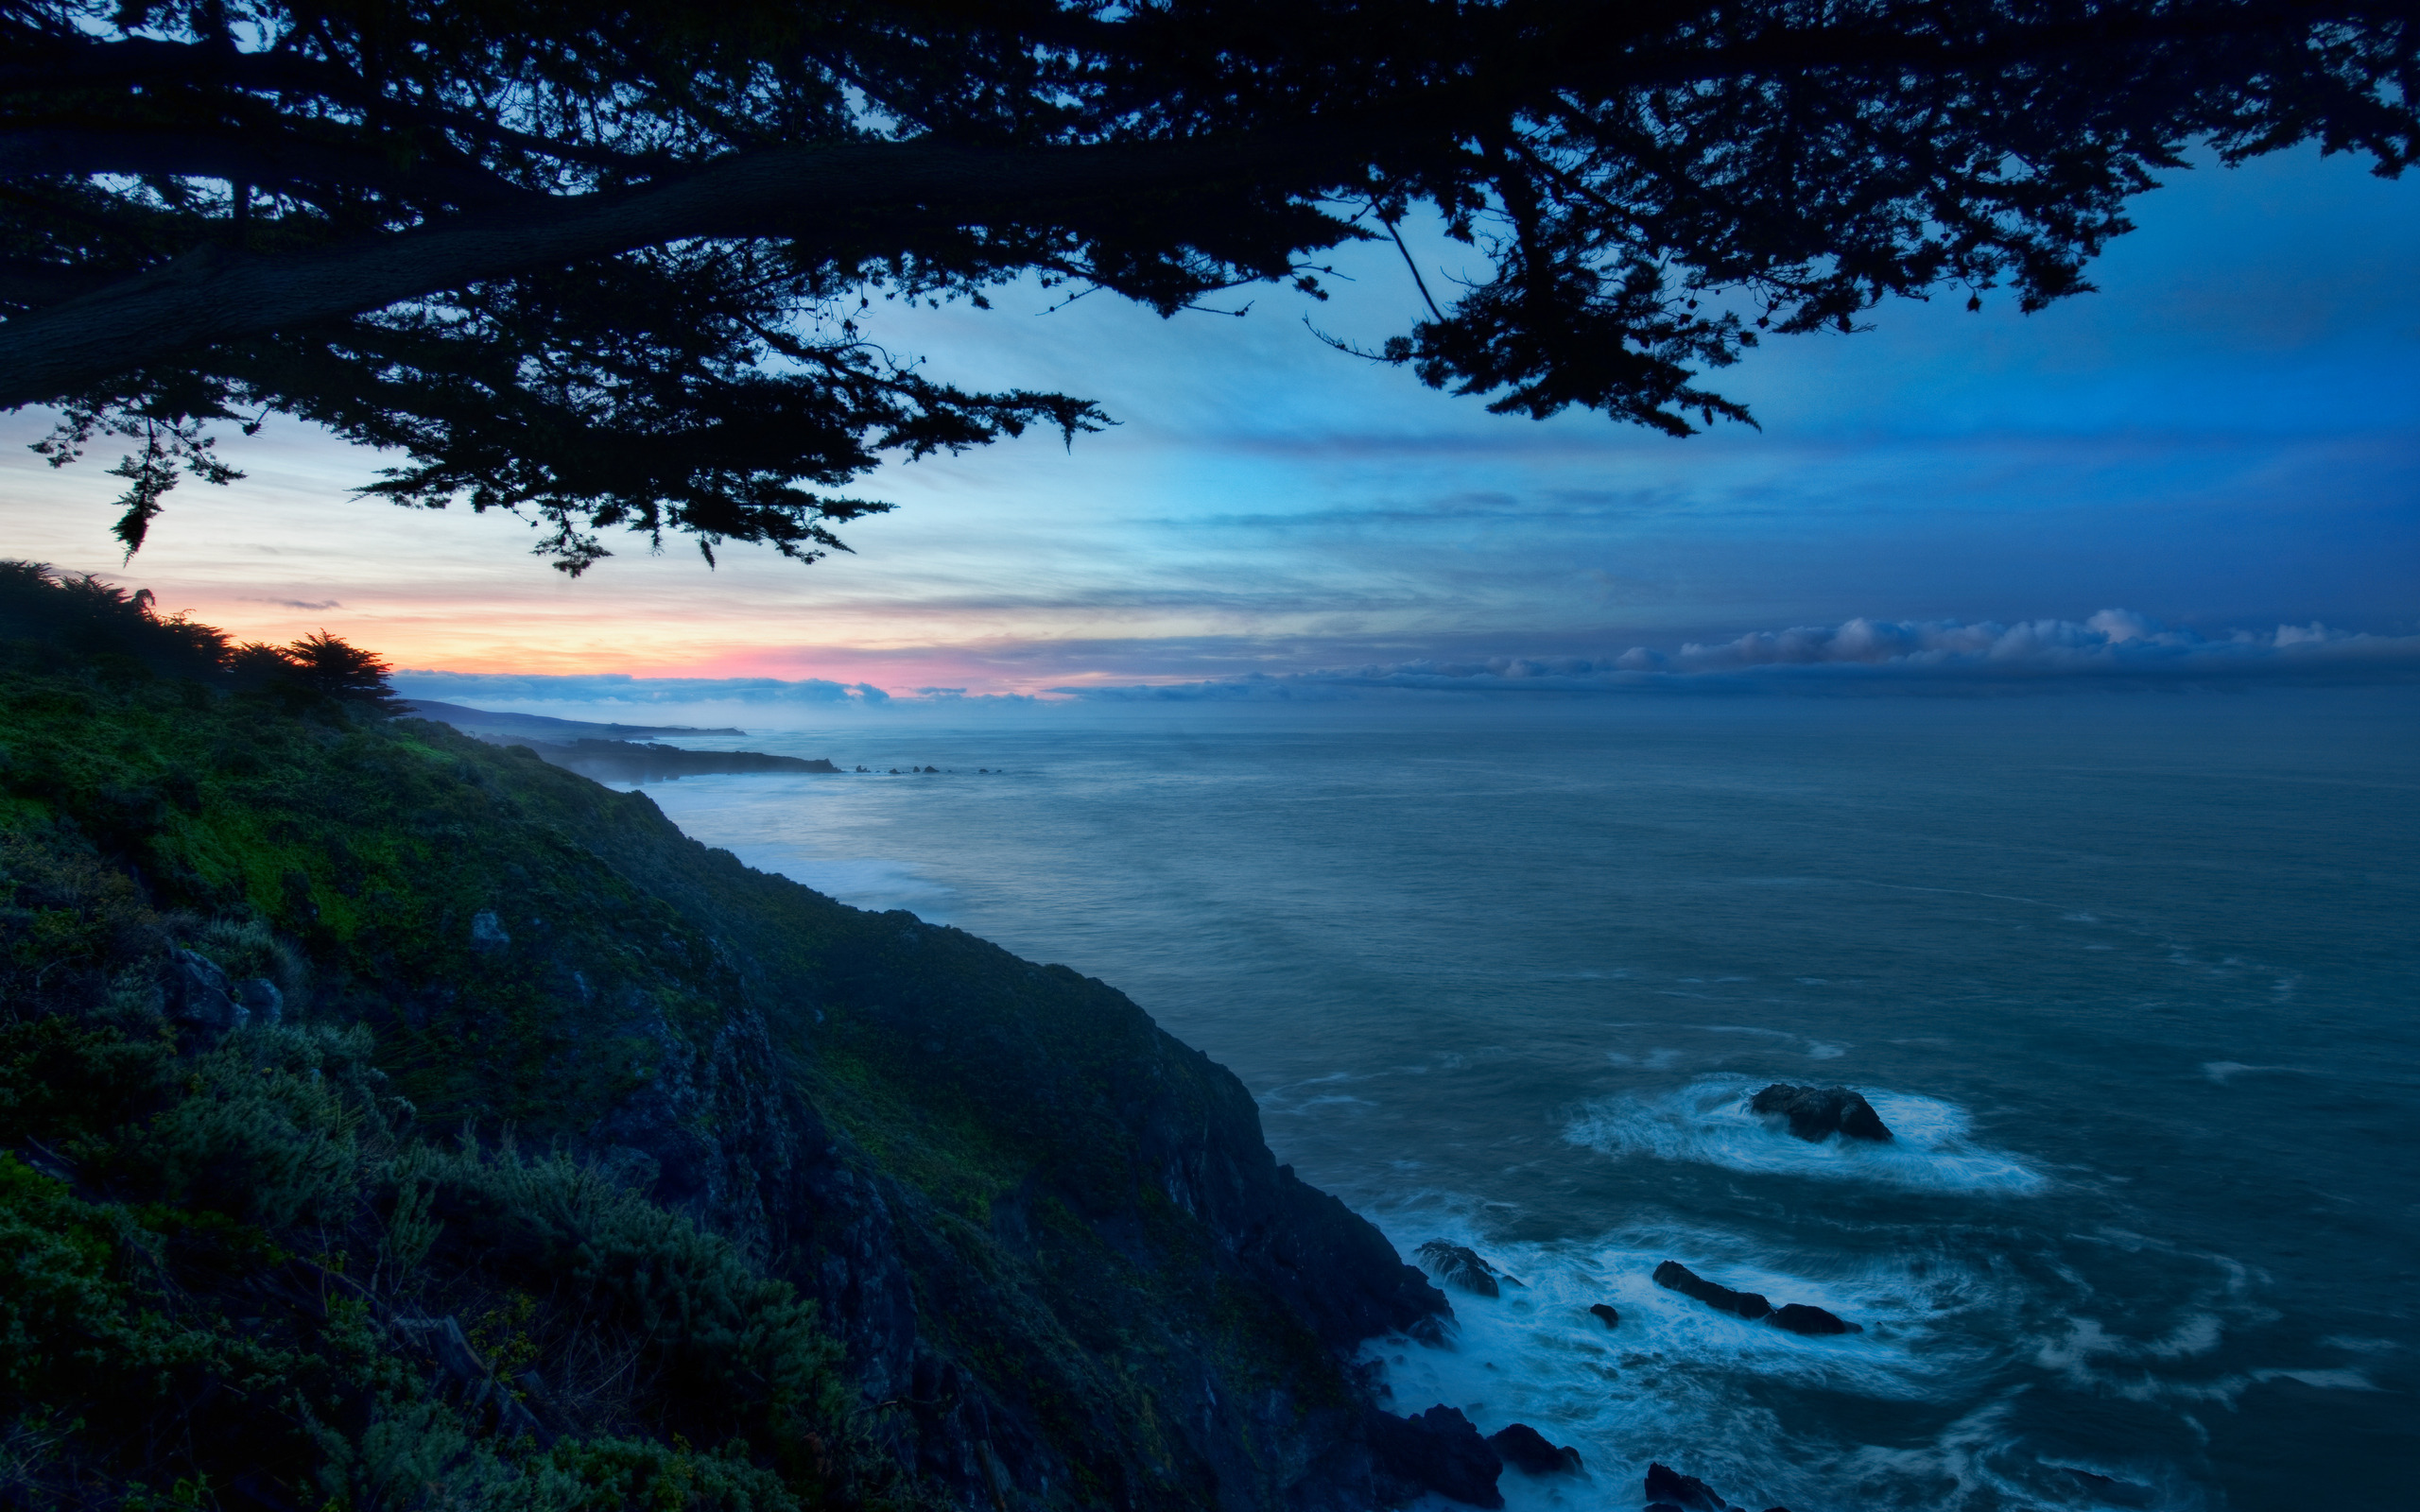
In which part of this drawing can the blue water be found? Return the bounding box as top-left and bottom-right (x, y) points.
(607, 689), (2419, 1511)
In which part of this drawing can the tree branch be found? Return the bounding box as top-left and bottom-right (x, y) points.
(0, 133), (1346, 406)
(0, 127), (535, 206)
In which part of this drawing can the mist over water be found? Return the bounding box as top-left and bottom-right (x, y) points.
(610, 689), (2419, 1511)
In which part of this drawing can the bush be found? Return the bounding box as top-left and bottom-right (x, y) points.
(126, 1029), (367, 1230)
(405, 1143), (851, 1460)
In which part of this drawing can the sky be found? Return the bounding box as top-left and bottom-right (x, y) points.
(2, 143), (2415, 704)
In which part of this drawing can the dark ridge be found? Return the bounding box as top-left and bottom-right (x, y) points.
(487, 735), (841, 781)
(402, 696), (745, 739)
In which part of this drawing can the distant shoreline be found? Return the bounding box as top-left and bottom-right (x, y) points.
(403, 698), (839, 781)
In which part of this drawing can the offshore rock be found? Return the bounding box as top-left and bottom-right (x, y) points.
(1644, 1462), (1736, 1512)
(1416, 1239), (1505, 1297)
(1487, 1422), (1582, 1476)
(1772, 1302), (1860, 1335)
(1748, 1082), (1893, 1143)
(1644, 1460), (1791, 1512)
(1367, 1405), (1504, 1507)
(1652, 1260), (1772, 1320)
(1588, 1301), (1620, 1329)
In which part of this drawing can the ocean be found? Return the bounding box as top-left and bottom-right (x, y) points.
(600, 687), (2418, 1512)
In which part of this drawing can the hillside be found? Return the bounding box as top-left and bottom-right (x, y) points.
(0, 566), (1475, 1512)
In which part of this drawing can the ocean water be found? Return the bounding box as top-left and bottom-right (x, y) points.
(606, 689), (2418, 1511)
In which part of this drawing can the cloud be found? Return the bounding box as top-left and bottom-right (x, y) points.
(241, 597), (344, 610)
(1057, 611), (2420, 699)
(391, 670), (890, 706)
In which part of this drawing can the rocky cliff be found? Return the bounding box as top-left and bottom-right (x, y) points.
(0, 565), (1464, 1511)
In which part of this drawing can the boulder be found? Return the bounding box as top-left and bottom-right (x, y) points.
(1747, 1083), (1893, 1143)
(237, 977), (285, 1026)
(1771, 1302), (1860, 1336)
(1486, 1422), (1582, 1476)
(1588, 1302), (1620, 1329)
(1417, 1239), (1503, 1297)
(1367, 1404), (1504, 1508)
(164, 947), (246, 1040)
(1652, 1260), (1771, 1320)
(1644, 1462), (1733, 1512)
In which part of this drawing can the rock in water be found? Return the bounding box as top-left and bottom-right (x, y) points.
(1487, 1422), (1583, 1476)
(1644, 1462), (1733, 1512)
(1652, 1260), (1772, 1320)
(1772, 1301), (1860, 1335)
(1588, 1301), (1620, 1329)
(1747, 1083), (1893, 1142)
(1416, 1239), (1503, 1297)
(1367, 1404), (1504, 1507)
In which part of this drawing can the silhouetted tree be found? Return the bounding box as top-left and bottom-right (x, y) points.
(3, 1), (2412, 571)
(274, 630), (404, 710)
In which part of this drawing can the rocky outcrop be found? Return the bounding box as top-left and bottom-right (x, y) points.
(1416, 1240), (1512, 1297)
(1588, 1302), (1620, 1329)
(1653, 1262), (1860, 1337)
(162, 947), (281, 1044)
(1771, 1302), (1860, 1336)
(1367, 1406), (1503, 1507)
(1486, 1422), (1582, 1476)
(547, 803), (1457, 1512)
(1653, 1260), (1771, 1319)
(1747, 1083), (1893, 1143)
(1644, 1461), (1790, 1512)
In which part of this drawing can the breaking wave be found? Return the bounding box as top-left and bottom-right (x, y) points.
(1564, 1075), (2048, 1195)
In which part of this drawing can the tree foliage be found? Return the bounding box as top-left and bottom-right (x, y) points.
(1, 0), (2412, 571)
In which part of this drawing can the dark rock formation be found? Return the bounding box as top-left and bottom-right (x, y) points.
(1653, 1260), (1772, 1320)
(1588, 1301), (1620, 1329)
(1645, 1461), (1732, 1511)
(1644, 1461), (1792, 1512)
(1486, 1422), (1582, 1476)
(1367, 1405), (1503, 1507)
(1771, 1302), (1860, 1335)
(236, 976), (284, 1024)
(1416, 1240), (1503, 1297)
(164, 946), (245, 1042)
(1747, 1083), (1893, 1143)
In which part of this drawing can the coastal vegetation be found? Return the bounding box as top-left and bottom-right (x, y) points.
(0, 563), (1450, 1509)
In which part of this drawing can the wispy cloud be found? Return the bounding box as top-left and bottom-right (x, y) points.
(391, 670), (891, 706)
(1057, 612), (2420, 699)
(241, 597), (343, 610)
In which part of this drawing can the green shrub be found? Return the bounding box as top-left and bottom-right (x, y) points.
(126, 1029), (366, 1230)
(405, 1143), (851, 1457)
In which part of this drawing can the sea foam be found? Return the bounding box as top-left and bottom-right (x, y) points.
(1563, 1075), (2048, 1195)
(1364, 1219), (2184, 1511)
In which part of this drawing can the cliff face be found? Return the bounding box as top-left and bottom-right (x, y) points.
(548, 811), (1449, 1510)
(0, 588), (1456, 1510)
